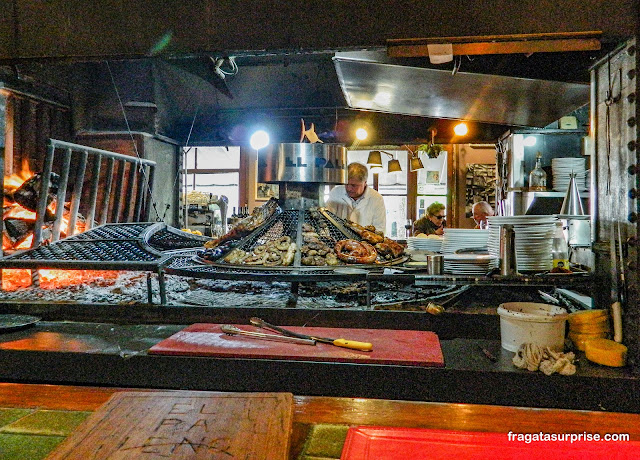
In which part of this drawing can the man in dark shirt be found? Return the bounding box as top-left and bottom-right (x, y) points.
(414, 202), (445, 235)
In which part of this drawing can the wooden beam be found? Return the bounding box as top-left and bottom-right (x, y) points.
(388, 32), (602, 58)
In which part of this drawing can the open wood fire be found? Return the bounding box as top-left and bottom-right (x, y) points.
(2, 163), (119, 291)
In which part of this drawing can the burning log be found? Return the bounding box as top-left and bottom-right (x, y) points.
(7, 172), (60, 221)
(2, 171), (85, 251)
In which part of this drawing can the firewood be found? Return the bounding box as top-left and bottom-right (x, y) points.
(12, 172), (60, 216)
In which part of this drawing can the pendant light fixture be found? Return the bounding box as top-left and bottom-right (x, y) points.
(403, 145), (425, 172)
(366, 150), (402, 173)
(366, 150), (383, 170)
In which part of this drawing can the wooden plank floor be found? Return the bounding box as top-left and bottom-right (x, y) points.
(2, 383), (640, 459)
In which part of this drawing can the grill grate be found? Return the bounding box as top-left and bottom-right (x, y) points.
(166, 254), (337, 276)
(0, 223), (174, 268)
(304, 209), (359, 242)
(61, 223), (150, 241)
(147, 228), (211, 251)
(238, 210), (299, 251)
(9, 240), (156, 262)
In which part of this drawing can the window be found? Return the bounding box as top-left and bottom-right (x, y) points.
(347, 150), (408, 239)
(183, 146), (241, 212)
(416, 151), (448, 220)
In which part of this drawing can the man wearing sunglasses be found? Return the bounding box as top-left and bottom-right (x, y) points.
(414, 202), (446, 236)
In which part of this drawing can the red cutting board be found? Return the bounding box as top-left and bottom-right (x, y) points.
(341, 426), (640, 459)
(148, 324), (444, 367)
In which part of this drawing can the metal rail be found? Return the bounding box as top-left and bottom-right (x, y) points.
(33, 139), (157, 246)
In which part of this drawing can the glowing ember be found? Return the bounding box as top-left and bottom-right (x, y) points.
(1, 269), (124, 291)
(2, 163), (91, 290)
(3, 160), (34, 193)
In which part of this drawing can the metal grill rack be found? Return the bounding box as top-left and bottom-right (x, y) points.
(0, 223), (167, 268)
(165, 253), (358, 282)
(197, 207), (384, 271)
(233, 209), (298, 254)
(146, 226), (212, 251)
(0, 214), (596, 309)
(0, 223), (211, 304)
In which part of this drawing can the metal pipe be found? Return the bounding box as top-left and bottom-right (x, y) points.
(52, 147), (72, 241)
(589, 62), (598, 243)
(67, 150), (88, 237)
(111, 160), (126, 222)
(145, 164), (156, 221)
(48, 139), (154, 166)
(134, 165), (145, 222)
(0, 120), (4, 288)
(85, 154), (102, 230)
(146, 273), (153, 304)
(99, 158), (115, 225)
(158, 269), (167, 305)
(32, 141), (56, 247)
(122, 162), (138, 221)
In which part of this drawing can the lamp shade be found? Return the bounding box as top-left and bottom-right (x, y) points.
(559, 173), (584, 215)
(366, 151), (383, 168)
(410, 156), (425, 171)
(388, 159), (402, 173)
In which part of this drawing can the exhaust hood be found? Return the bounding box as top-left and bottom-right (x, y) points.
(333, 53), (589, 128)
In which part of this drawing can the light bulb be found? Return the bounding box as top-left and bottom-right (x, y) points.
(454, 122), (468, 136)
(355, 128), (368, 140)
(249, 130), (270, 150)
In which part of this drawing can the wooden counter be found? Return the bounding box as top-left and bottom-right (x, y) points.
(1, 383), (639, 458)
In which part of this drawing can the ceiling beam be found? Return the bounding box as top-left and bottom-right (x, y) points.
(387, 31), (602, 58)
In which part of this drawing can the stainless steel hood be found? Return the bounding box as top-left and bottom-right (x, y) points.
(333, 53), (590, 128)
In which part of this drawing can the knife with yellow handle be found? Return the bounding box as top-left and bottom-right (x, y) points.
(250, 317), (373, 351)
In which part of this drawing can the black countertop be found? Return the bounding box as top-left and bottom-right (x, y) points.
(0, 317), (636, 413)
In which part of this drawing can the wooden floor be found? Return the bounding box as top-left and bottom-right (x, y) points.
(2, 383), (640, 458)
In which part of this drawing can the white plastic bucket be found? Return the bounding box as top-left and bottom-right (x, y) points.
(497, 302), (568, 352)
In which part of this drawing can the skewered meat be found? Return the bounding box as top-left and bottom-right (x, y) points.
(325, 253), (340, 265)
(359, 230), (384, 244)
(224, 248), (249, 264)
(282, 243), (297, 266)
(375, 237), (405, 259)
(276, 236), (291, 250)
(335, 239), (377, 264)
(264, 252), (283, 266)
(204, 198), (279, 249)
(344, 220), (384, 244)
(244, 253), (268, 265)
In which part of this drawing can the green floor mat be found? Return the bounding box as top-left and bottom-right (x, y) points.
(0, 409), (91, 436)
(298, 424), (349, 460)
(0, 409), (33, 430)
(0, 433), (65, 460)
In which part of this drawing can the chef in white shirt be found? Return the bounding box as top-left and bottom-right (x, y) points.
(326, 162), (386, 233)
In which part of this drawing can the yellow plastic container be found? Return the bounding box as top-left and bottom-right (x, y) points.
(568, 309), (608, 327)
(568, 330), (609, 351)
(584, 338), (627, 367)
(569, 316), (611, 334)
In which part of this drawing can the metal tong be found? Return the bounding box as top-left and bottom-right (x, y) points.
(220, 325), (316, 345)
(250, 317), (373, 351)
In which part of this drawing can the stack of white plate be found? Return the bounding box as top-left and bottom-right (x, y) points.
(407, 236), (443, 252)
(441, 229), (489, 254)
(552, 157), (587, 192)
(443, 254), (499, 275)
(487, 215), (557, 272)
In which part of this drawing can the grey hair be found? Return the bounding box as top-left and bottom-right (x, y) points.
(473, 201), (494, 215)
(348, 162), (369, 182)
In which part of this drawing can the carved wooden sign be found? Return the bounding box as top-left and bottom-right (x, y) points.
(47, 391), (293, 459)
